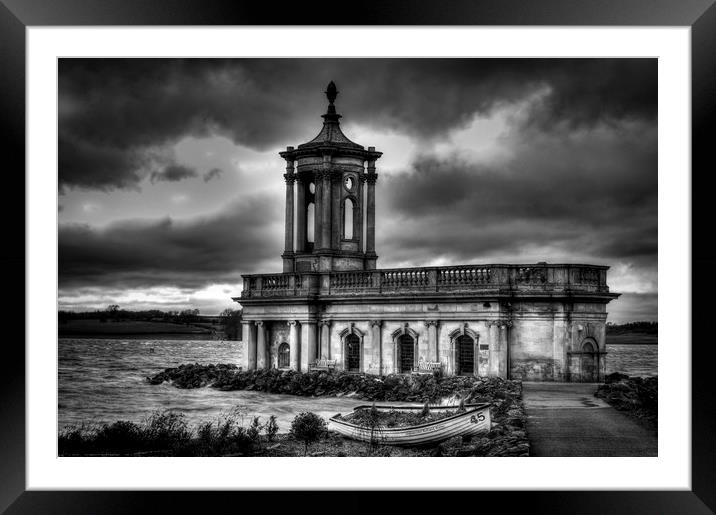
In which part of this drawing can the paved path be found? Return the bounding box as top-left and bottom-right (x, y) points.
(522, 382), (657, 457)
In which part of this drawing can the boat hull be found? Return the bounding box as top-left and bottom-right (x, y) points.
(328, 403), (491, 446)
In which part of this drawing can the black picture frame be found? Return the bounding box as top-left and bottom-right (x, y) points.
(3, 0), (714, 513)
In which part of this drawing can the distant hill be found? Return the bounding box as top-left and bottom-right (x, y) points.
(58, 319), (213, 337)
(606, 321), (657, 345)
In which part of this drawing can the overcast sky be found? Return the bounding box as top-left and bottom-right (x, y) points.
(58, 58), (657, 323)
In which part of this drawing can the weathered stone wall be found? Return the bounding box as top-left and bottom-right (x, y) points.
(242, 297), (611, 382)
(509, 318), (560, 381)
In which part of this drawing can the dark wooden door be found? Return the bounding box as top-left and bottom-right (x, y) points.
(399, 335), (414, 373)
(458, 335), (474, 375)
(346, 334), (360, 372)
(581, 341), (597, 382)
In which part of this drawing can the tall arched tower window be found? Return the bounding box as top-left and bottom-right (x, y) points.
(306, 202), (315, 243)
(343, 198), (354, 239)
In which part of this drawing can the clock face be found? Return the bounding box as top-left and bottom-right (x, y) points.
(344, 176), (354, 191)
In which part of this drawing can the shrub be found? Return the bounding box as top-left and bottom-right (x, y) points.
(143, 411), (191, 449)
(94, 420), (144, 452)
(248, 416), (263, 446)
(290, 412), (327, 456)
(265, 415), (279, 442)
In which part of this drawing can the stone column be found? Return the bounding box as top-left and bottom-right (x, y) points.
(313, 169), (324, 249)
(425, 320), (439, 362)
(289, 321), (299, 371)
(296, 178), (306, 252)
(245, 321), (257, 371)
(320, 168), (331, 250)
(365, 160), (378, 269)
(371, 320), (382, 375)
(240, 321), (251, 371)
(255, 321), (267, 370)
(300, 321), (318, 371)
(282, 163), (296, 272)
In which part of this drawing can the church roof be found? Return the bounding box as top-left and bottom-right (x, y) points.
(297, 81), (364, 151)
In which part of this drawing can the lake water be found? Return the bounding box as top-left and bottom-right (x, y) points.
(58, 339), (657, 433)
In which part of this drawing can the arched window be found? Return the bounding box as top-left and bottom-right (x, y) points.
(306, 202), (315, 243)
(346, 334), (360, 372)
(457, 335), (475, 375)
(398, 334), (414, 373)
(278, 342), (290, 369)
(343, 198), (354, 239)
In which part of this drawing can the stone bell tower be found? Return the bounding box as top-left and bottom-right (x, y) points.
(279, 81), (382, 273)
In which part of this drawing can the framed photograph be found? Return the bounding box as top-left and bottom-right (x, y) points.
(5, 0), (714, 512)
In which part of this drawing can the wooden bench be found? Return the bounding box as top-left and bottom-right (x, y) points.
(308, 359), (338, 372)
(412, 361), (443, 376)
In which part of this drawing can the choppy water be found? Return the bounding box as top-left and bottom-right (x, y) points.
(58, 339), (657, 433)
(605, 343), (658, 378)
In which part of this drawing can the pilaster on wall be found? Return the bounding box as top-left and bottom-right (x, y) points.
(552, 317), (569, 381)
(370, 320), (383, 375)
(425, 320), (439, 362)
(256, 321), (267, 370)
(319, 320), (331, 359)
(487, 322), (501, 378)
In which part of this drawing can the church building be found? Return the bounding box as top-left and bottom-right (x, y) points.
(235, 82), (619, 382)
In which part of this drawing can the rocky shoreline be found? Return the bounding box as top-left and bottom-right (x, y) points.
(595, 373), (658, 431)
(143, 364), (529, 457)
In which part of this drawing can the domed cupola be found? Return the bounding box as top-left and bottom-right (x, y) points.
(279, 82), (382, 273)
(297, 82), (364, 151)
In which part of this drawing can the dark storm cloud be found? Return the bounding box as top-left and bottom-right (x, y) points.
(203, 168), (223, 182)
(378, 120), (657, 267)
(59, 194), (282, 289)
(150, 165), (198, 184)
(59, 58), (656, 191)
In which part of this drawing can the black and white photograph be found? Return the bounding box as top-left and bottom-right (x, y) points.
(57, 58), (658, 458)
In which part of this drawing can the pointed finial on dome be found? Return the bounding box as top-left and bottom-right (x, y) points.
(325, 81), (338, 105)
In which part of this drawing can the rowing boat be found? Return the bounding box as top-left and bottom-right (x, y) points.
(328, 403), (491, 446)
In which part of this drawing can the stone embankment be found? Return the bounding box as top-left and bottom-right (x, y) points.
(594, 373), (658, 431)
(147, 364), (529, 456)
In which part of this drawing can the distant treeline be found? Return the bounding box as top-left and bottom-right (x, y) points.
(606, 321), (657, 335)
(58, 306), (243, 340)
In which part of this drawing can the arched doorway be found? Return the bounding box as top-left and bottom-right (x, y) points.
(398, 334), (415, 373)
(346, 334), (360, 372)
(581, 340), (597, 382)
(278, 342), (290, 369)
(457, 335), (475, 375)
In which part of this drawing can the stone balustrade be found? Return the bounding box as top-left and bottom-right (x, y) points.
(240, 263), (609, 299)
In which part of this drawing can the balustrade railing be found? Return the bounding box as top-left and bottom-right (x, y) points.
(381, 269), (430, 288)
(241, 263), (609, 298)
(330, 270), (373, 289)
(438, 266), (492, 286)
